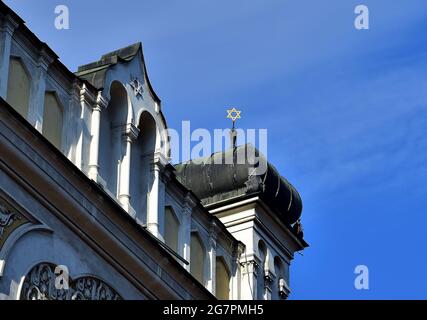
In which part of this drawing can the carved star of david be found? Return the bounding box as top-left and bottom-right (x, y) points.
(130, 77), (143, 97)
(227, 107), (242, 122)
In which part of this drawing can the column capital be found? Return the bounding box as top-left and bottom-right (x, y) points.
(96, 91), (109, 110)
(80, 83), (97, 106)
(150, 151), (169, 175)
(153, 151), (169, 167)
(0, 14), (19, 36)
(209, 220), (220, 237)
(241, 260), (260, 275)
(183, 192), (197, 210)
(69, 81), (81, 103)
(208, 220), (220, 248)
(37, 46), (55, 71)
(122, 123), (139, 142)
(233, 242), (246, 261)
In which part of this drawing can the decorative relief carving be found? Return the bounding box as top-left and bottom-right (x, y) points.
(20, 263), (122, 300)
(130, 76), (143, 97)
(0, 204), (18, 237)
(72, 277), (121, 300)
(22, 264), (68, 300)
(0, 202), (27, 248)
(241, 260), (259, 275)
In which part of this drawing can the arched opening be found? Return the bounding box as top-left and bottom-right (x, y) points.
(164, 206), (179, 253)
(42, 92), (63, 149)
(274, 256), (284, 300)
(257, 240), (267, 300)
(215, 257), (231, 300)
(190, 232), (205, 284)
(6, 57), (31, 119)
(98, 81), (129, 196)
(129, 111), (157, 223)
(20, 262), (121, 300)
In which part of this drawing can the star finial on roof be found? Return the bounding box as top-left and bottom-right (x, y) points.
(227, 107), (242, 149)
(227, 107), (242, 124)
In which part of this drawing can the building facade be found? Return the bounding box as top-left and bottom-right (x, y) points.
(0, 1), (307, 300)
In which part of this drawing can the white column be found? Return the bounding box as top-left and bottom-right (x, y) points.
(206, 222), (219, 293)
(88, 90), (107, 180)
(119, 123), (139, 216)
(240, 260), (259, 300)
(231, 243), (245, 300)
(147, 162), (161, 237)
(29, 48), (54, 132)
(147, 152), (168, 240)
(181, 194), (195, 271)
(207, 238), (217, 294)
(66, 81), (81, 165)
(78, 84), (96, 171)
(0, 15), (18, 98)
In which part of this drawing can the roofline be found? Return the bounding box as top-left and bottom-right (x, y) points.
(204, 191), (308, 249)
(139, 42), (162, 105)
(75, 42), (162, 106)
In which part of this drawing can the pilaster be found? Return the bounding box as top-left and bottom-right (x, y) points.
(87, 89), (108, 178)
(182, 193), (196, 271)
(206, 221), (220, 293)
(0, 14), (19, 98)
(146, 151), (168, 240)
(28, 47), (55, 132)
(240, 259), (259, 300)
(118, 123), (139, 216)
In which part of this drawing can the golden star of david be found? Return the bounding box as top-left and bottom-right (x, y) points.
(227, 108), (242, 122)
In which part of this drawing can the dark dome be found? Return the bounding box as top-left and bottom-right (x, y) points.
(175, 145), (303, 225)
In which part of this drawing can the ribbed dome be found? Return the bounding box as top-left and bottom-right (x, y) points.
(175, 144), (303, 225)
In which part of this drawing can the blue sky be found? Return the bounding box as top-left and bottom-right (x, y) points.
(6, 0), (427, 299)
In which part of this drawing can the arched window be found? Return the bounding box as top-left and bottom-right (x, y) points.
(42, 92), (63, 149)
(20, 263), (122, 300)
(98, 81), (129, 196)
(130, 111), (157, 223)
(190, 233), (205, 284)
(164, 207), (179, 253)
(257, 240), (267, 300)
(274, 256), (284, 299)
(216, 257), (230, 300)
(7, 57), (31, 118)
